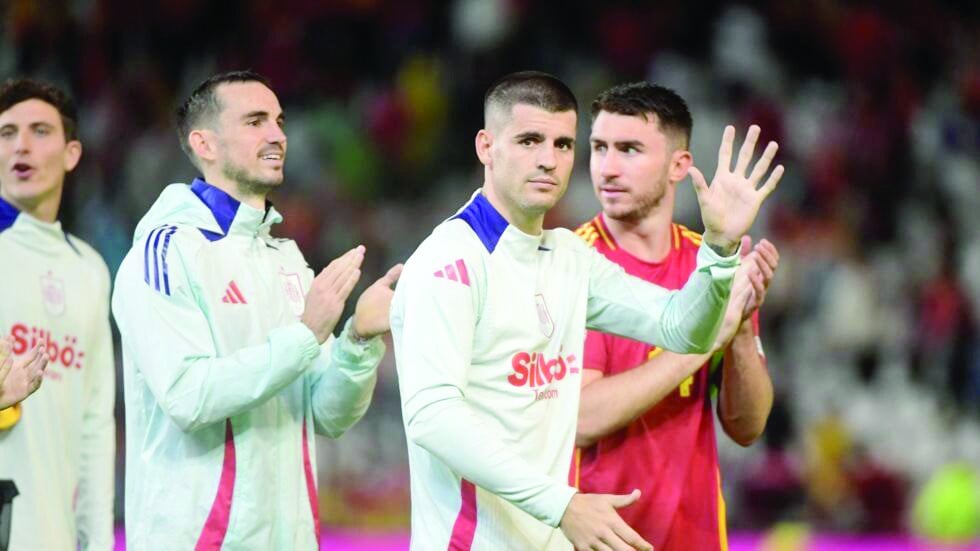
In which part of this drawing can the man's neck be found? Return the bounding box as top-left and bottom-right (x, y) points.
(200, 171), (266, 211)
(0, 187), (60, 223)
(603, 201), (675, 263)
(482, 184), (544, 236)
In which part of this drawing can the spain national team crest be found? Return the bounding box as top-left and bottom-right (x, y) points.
(279, 270), (305, 317)
(40, 271), (66, 317)
(534, 293), (554, 338)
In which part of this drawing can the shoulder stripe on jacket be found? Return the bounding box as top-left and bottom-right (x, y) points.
(144, 225), (178, 295)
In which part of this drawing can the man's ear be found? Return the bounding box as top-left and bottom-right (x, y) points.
(189, 129), (218, 164)
(63, 140), (82, 172)
(475, 129), (493, 167)
(668, 149), (693, 183)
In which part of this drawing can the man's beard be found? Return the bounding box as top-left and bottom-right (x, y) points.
(604, 178), (668, 223)
(222, 158), (281, 198)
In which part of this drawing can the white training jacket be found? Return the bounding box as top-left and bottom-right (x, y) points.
(391, 191), (739, 550)
(0, 196), (115, 550)
(112, 179), (384, 550)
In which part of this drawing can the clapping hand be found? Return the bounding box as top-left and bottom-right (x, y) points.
(0, 337), (47, 409)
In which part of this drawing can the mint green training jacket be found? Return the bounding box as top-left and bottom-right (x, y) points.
(112, 179), (383, 550)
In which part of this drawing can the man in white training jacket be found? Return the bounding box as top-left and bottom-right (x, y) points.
(0, 78), (115, 550)
(113, 70), (401, 549)
(391, 71), (783, 550)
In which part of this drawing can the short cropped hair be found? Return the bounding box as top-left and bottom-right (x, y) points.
(175, 70), (272, 161)
(484, 71), (578, 125)
(0, 78), (79, 141)
(590, 82), (693, 149)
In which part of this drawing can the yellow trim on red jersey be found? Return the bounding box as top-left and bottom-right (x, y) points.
(574, 448), (582, 489)
(592, 215), (617, 250)
(676, 223), (703, 247)
(573, 221), (594, 237)
(574, 220), (600, 248)
(672, 224), (681, 250)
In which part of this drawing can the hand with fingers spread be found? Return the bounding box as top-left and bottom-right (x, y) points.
(559, 490), (654, 551)
(0, 338), (49, 409)
(688, 125), (784, 256)
(302, 245), (366, 344)
(351, 263), (404, 340)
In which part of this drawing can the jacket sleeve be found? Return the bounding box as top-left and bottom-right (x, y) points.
(112, 230), (321, 433)
(75, 258), (115, 550)
(393, 239), (577, 527)
(307, 319), (384, 438)
(586, 240), (739, 354)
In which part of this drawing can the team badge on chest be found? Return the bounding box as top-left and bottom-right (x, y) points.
(279, 270), (305, 317)
(40, 271), (66, 317)
(534, 293), (554, 338)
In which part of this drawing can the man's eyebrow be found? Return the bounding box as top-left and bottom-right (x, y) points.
(242, 110), (270, 120)
(614, 140), (644, 149)
(514, 131), (545, 141)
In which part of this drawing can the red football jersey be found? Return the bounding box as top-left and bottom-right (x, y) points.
(571, 214), (760, 551)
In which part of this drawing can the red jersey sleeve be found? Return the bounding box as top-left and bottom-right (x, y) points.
(583, 329), (610, 374)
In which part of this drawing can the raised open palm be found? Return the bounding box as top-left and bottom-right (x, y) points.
(689, 125), (783, 254)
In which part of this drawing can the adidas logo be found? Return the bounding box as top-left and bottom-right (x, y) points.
(221, 281), (248, 304)
(433, 259), (470, 286)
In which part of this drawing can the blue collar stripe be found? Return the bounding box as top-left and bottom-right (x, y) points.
(0, 196), (20, 233)
(451, 194), (509, 253)
(190, 178), (240, 241)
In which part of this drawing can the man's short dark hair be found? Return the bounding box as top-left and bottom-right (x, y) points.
(484, 71), (578, 125)
(175, 70), (272, 161)
(591, 82), (693, 149)
(0, 78), (78, 141)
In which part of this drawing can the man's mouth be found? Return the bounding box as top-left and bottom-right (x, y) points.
(12, 163), (35, 179)
(599, 186), (628, 196)
(529, 177), (557, 186)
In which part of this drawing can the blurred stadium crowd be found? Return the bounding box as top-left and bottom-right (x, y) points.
(4, 0), (978, 542)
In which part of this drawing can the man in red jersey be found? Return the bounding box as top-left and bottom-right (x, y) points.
(572, 82), (779, 550)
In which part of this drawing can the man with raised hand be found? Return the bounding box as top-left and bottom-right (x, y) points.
(573, 82), (778, 550)
(0, 78), (114, 550)
(112, 70), (400, 549)
(391, 71), (782, 550)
